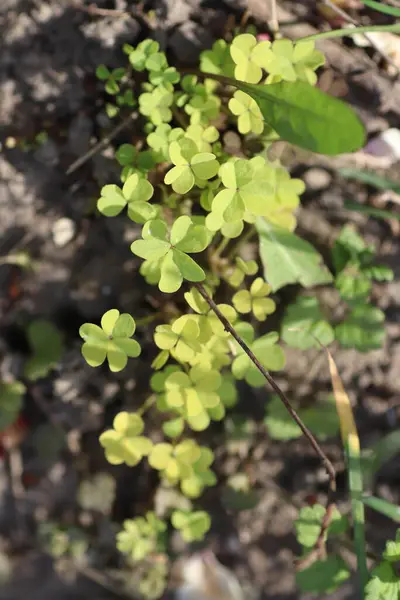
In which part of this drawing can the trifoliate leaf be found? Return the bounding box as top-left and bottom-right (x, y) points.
(80, 310), (141, 371)
(24, 320), (64, 381)
(335, 305), (385, 352)
(281, 295), (334, 349)
(295, 504), (348, 548)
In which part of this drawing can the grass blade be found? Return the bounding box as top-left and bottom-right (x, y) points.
(359, 0), (400, 17)
(344, 200), (400, 221)
(362, 430), (400, 488)
(327, 352), (368, 595)
(339, 168), (400, 193)
(302, 23), (400, 42)
(362, 495), (400, 522)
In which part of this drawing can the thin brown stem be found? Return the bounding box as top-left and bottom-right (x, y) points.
(193, 282), (336, 558)
(193, 283), (336, 492)
(66, 112), (138, 175)
(322, 0), (399, 75)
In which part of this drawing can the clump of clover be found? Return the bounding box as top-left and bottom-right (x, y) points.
(81, 30), (377, 587)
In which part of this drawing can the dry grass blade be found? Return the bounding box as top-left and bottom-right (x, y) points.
(327, 351), (368, 596)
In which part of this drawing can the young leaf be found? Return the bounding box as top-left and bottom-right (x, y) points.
(0, 381), (25, 431)
(235, 80), (365, 155)
(256, 218), (333, 291)
(365, 530), (400, 600)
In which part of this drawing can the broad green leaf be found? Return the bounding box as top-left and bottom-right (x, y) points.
(296, 555), (350, 594)
(235, 80), (365, 155)
(256, 218), (333, 291)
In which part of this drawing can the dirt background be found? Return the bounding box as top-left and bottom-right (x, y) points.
(1, 0), (400, 599)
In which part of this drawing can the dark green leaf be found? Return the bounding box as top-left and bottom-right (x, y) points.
(335, 305), (385, 351)
(296, 555), (350, 594)
(344, 200), (400, 223)
(237, 80), (365, 155)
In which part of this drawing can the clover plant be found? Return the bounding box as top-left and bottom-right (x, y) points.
(84, 28), (396, 599)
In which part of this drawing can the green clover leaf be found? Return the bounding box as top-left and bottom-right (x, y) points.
(0, 381), (25, 432)
(225, 257), (258, 288)
(295, 504), (348, 549)
(154, 315), (202, 363)
(258, 39), (325, 85)
(164, 365), (222, 431)
(184, 91), (221, 126)
(184, 287), (237, 339)
(164, 138), (219, 195)
(184, 124), (219, 153)
(147, 124), (184, 162)
(97, 173), (156, 223)
(232, 277), (276, 321)
(281, 295), (335, 350)
(200, 39), (235, 79)
(99, 411), (152, 466)
(79, 309), (141, 372)
(171, 510), (211, 542)
(335, 305), (385, 352)
(131, 217), (209, 293)
(229, 90), (264, 135)
(232, 323), (285, 387)
(365, 530), (400, 600)
(117, 512), (166, 561)
(129, 40), (160, 71)
(139, 86), (174, 125)
(230, 34), (269, 84)
(148, 439), (202, 484)
(24, 320), (64, 381)
(206, 158), (267, 232)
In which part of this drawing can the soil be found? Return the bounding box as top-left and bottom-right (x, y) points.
(1, 1), (400, 599)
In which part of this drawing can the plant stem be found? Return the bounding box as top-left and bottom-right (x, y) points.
(226, 225), (257, 261)
(193, 282), (336, 495)
(302, 23), (400, 42)
(321, 0), (400, 74)
(215, 235), (230, 258)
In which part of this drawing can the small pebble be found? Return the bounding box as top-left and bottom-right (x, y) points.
(303, 167), (332, 191)
(52, 217), (76, 247)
